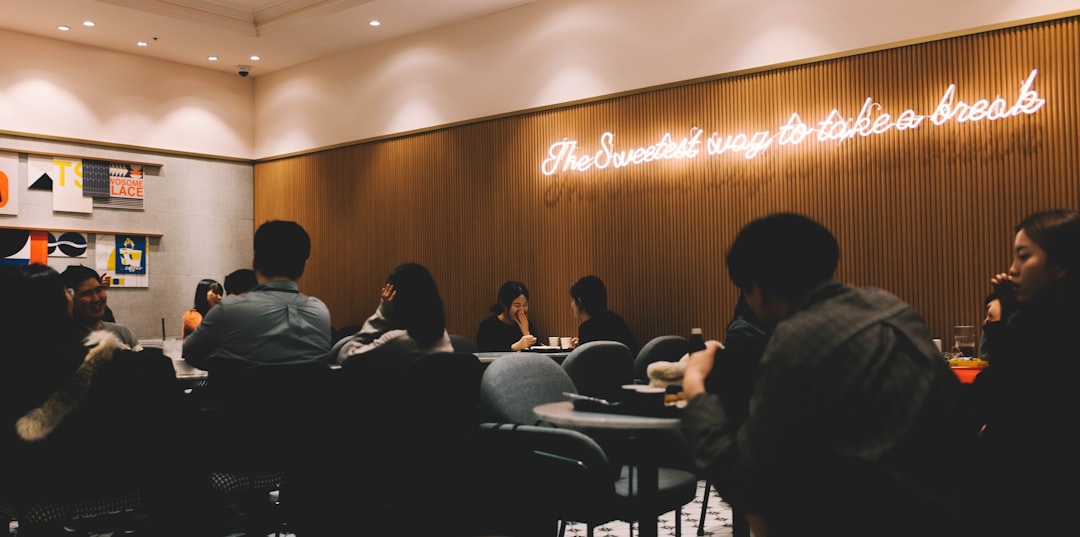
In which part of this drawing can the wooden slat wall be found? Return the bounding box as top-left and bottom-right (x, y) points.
(256, 16), (1079, 346)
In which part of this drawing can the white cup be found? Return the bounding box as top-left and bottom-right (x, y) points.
(560, 337), (572, 349)
(548, 336), (560, 347)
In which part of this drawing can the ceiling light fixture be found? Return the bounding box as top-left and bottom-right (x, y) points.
(58, 25), (70, 31)
(249, 55), (260, 61)
(137, 41), (148, 47)
(369, 20), (380, 27)
(208, 56), (218, 61)
(82, 21), (95, 27)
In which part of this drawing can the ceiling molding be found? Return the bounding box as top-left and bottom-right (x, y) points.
(96, 0), (373, 37)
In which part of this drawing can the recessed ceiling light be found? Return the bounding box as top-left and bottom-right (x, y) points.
(369, 20), (380, 27)
(208, 56), (219, 61)
(58, 25), (70, 31)
(136, 41), (148, 47)
(82, 20), (95, 27)
(249, 55), (260, 61)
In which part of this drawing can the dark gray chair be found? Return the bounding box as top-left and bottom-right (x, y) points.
(449, 333), (478, 353)
(479, 353), (577, 424)
(476, 422), (698, 537)
(634, 335), (690, 384)
(561, 341), (635, 400)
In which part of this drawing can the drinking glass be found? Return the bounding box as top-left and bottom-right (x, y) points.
(952, 325), (976, 357)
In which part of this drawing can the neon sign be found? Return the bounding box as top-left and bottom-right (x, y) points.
(541, 69), (1045, 175)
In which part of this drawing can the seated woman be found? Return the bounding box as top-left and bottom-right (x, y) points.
(182, 278), (223, 338)
(333, 262), (453, 364)
(0, 264), (215, 536)
(476, 280), (540, 351)
(978, 275), (1019, 360)
(568, 275), (638, 355)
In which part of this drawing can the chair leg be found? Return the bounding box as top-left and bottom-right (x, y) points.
(675, 507), (681, 537)
(558, 520), (566, 537)
(697, 480), (711, 536)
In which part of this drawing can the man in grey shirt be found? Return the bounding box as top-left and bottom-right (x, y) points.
(183, 220), (332, 375)
(61, 264), (142, 350)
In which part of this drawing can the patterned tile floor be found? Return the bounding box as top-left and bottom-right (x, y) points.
(561, 480), (735, 537)
(12, 480), (734, 537)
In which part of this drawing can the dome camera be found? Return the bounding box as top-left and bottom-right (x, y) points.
(237, 65), (251, 78)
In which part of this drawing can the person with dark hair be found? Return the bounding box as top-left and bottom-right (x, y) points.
(333, 262), (453, 364)
(977, 275), (1019, 360)
(0, 264), (216, 536)
(568, 275), (637, 355)
(223, 268), (257, 296)
(681, 212), (965, 537)
(182, 278), (223, 338)
(968, 209), (1080, 535)
(705, 293), (770, 432)
(183, 220), (332, 375)
(476, 280), (540, 351)
(60, 264), (141, 350)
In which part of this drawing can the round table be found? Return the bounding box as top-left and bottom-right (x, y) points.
(533, 400), (682, 537)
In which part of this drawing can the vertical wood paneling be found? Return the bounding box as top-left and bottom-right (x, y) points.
(255, 16), (1080, 346)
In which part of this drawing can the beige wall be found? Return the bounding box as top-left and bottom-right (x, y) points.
(1, 0), (1079, 160)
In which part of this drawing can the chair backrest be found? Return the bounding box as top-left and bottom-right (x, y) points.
(634, 335), (690, 383)
(475, 423), (617, 522)
(449, 333), (478, 353)
(479, 353), (577, 424)
(561, 341), (635, 400)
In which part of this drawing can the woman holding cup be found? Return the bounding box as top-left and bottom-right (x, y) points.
(968, 208), (1080, 535)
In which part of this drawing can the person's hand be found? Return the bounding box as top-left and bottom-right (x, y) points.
(513, 308), (530, 334)
(683, 340), (724, 399)
(99, 273), (112, 288)
(513, 334), (537, 351)
(570, 336), (579, 348)
(990, 272), (1013, 287)
(380, 283), (397, 305)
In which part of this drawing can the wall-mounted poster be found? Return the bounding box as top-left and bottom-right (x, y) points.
(96, 234), (148, 287)
(28, 155), (92, 214)
(0, 229), (48, 266)
(0, 151), (18, 216)
(48, 232), (88, 258)
(89, 161), (145, 210)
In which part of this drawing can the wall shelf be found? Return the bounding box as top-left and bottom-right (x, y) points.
(0, 224), (163, 238)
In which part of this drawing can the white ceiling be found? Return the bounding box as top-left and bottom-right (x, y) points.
(1, 0), (537, 77)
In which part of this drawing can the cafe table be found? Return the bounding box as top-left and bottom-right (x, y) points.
(533, 400), (682, 537)
(475, 350), (571, 365)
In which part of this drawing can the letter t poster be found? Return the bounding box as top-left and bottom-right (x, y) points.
(96, 234), (148, 287)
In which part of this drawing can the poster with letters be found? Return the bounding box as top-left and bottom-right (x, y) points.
(96, 234), (148, 287)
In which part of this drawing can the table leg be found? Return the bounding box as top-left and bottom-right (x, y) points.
(637, 461), (659, 537)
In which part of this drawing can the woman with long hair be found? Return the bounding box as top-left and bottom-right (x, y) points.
(970, 208), (1080, 534)
(333, 262), (453, 364)
(182, 278), (223, 338)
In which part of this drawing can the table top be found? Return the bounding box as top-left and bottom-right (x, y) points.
(533, 400), (681, 430)
(475, 351), (570, 364)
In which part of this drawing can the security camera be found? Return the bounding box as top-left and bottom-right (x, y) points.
(237, 65), (251, 78)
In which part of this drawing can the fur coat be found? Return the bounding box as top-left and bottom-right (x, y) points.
(15, 330), (127, 442)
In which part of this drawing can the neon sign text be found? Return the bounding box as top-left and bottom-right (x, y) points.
(541, 69), (1045, 175)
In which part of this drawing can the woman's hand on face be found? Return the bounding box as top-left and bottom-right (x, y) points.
(380, 283), (396, 304)
(990, 272), (1013, 287)
(513, 309), (530, 333)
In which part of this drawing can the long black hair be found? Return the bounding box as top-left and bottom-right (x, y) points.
(387, 263), (446, 347)
(490, 281), (530, 314)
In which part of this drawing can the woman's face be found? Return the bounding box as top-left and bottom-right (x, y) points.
(507, 294), (528, 319)
(1009, 229), (1066, 302)
(207, 287), (222, 308)
(983, 298), (1001, 325)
